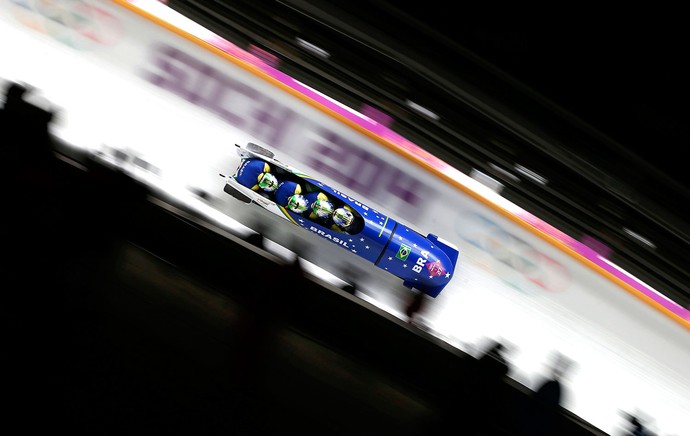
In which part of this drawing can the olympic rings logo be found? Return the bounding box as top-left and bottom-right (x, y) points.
(455, 212), (571, 293)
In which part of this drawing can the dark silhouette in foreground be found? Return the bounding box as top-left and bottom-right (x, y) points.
(429, 338), (512, 435)
(520, 351), (576, 435)
(624, 413), (657, 436)
(468, 340), (513, 434)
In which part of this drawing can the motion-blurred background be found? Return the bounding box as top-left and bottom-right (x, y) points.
(165, 0), (690, 308)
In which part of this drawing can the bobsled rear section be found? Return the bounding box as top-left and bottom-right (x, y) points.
(375, 224), (459, 297)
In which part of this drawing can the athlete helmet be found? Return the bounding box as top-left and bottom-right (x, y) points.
(287, 194), (308, 213)
(312, 198), (335, 219)
(257, 172), (278, 192)
(332, 207), (354, 227)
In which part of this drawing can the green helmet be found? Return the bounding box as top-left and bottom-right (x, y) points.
(258, 172), (278, 191)
(312, 198), (335, 218)
(287, 194), (308, 213)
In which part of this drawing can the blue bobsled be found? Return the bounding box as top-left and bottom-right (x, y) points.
(223, 143), (459, 297)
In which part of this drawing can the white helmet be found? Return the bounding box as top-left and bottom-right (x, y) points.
(287, 194), (308, 213)
(332, 207), (354, 227)
(258, 172), (278, 192)
(312, 198), (335, 218)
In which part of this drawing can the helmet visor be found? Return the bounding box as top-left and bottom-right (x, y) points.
(313, 199), (334, 218)
(333, 208), (354, 227)
(287, 195), (307, 212)
(258, 173), (277, 191)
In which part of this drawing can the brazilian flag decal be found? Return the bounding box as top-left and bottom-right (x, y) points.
(396, 244), (411, 261)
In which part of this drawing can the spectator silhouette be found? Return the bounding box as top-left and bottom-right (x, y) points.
(1, 80), (57, 427)
(623, 413), (657, 436)
(468, 339), (512, 434)
(1, 81), (55, 180)
(521, 351), (575, 436)
(430, 338), (512, 435)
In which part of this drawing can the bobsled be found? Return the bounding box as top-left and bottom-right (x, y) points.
(222, 143), (459, 297)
